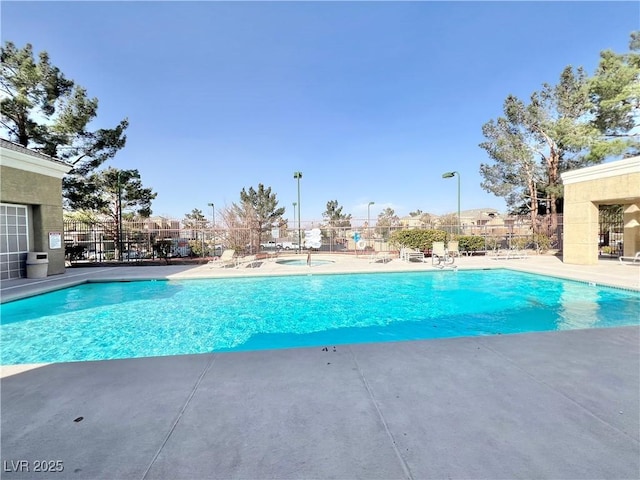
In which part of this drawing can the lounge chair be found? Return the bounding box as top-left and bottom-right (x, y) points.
(432, 241), (457, 268)
(400, 247), (424, 262)
(447, 241), (460, 257)
(209, 249), (236, 268)
(431, 242), (446, 265)
(490, 248), (528, 260)
(619, 252), (640, 265)
(369, 251), (391, 264)
(236, 254), (261, 268)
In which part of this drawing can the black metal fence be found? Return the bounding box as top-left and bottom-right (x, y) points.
(63, 214), (564, 262)
(598, 205), (624, 257)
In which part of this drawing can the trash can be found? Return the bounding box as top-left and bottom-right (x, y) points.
(26, 252), (49, 278)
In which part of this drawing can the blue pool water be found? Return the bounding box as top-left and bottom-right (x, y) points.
(1, 270), (638, 365)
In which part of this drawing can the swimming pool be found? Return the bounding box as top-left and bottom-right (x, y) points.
(1, 270), (638, 365)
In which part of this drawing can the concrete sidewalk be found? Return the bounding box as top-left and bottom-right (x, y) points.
(1, 326), (638, 479)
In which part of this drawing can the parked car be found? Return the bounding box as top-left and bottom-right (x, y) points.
(259, 241), (281, 249)
(211, 244), (225, 256)
(281, 242), (300, 250)
(123, 250), (143, 260)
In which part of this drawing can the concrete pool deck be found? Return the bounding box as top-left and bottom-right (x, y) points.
(1, 254), (639, 479)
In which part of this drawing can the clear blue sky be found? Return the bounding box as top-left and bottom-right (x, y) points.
(2, 1), (638, 223)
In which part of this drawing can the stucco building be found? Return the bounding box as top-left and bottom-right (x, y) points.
(0, 139), (72, 279)
(561, 156), (640, 265)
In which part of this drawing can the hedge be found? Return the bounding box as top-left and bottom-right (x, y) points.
(388, 229), (448, 250)
(389, 230), (491, 253)
(455, 235), (486, 252)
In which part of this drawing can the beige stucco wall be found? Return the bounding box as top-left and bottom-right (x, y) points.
(0, 142), (71, 276)
(562, 157), (640, 265)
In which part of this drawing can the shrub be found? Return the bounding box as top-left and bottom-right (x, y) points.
(533, 233), (551, 253)
(188, 239), (203, 257)
(485, 235), (503, 251)
(455, 235), (485, 252)
(389, 229), (447, 250)
(154, 240), (173, 264)
(511, 237), (529, 250)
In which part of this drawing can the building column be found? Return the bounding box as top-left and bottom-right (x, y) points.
(562, 199), (599, 265)
(623, 203), (640, 257)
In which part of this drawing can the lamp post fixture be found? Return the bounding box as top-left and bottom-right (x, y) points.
(292, 202), (297, 247)
(117, 170), (123, 261)
(207, 203), (215, 257)
(207, 202), (215, 229)
(442, 171), (460, 234)
(293, 171), (302, 253)
(367, 201), (375, 247)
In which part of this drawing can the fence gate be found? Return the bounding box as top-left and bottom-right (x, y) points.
(598, 205), (623, 257)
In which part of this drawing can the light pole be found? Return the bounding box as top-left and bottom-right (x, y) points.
(207, 202), (215, 256)
(293, 171), (302, 253)
(442, 171), (460, 234)
(367, 201), (375, 247)
(117, 170), (123, 261)
(207, 202), (215, 228)
(292, 202), (297, 247)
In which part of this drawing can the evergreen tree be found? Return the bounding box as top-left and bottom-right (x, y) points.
(376, 208), (400, 240)
(75, 167), (156, 258)
(479, 32), (638, 236)
(183, 209), (208, 257)
(322, 200), (352, 245)
(237, 184), (285, 247)
(0, 41), (129, 200)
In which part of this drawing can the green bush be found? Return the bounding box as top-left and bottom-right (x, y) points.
(511, 237), (529, 249)
(389, 229), (447, 250)
(533, 233), (551, 253)
(154, 240), (173, 263)
(188, 239), (203, 257)
(455, 235), (486, 252)
(485, 235), (503, 251)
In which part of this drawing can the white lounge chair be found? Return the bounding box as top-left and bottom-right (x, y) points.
(447, 241), (460, 257)
(407, 249), (425, 262)
(431, 242), (446, 265)
(369, 251), (391, 264)
(399, 247), (422, 262)
(432, 241), (456, 268)
(209, 249), (236, 268)
(490, 247), (528, 260)
(619, 252), (640, 265)
(236, 254), (261, 268)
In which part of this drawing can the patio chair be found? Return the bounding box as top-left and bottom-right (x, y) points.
(236, 254), (261, 268)
(432, 241), (456, 268)
(490, 247), (528, 260)
(507, 248), (528, 259)
(369, 251), (391, 264)
(432, 242), (446, 265)
(447, 241), (460, 257)
(209, 249), (236, 268)
(405, 249), (425, 262)
(619, 252), (640, 265)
